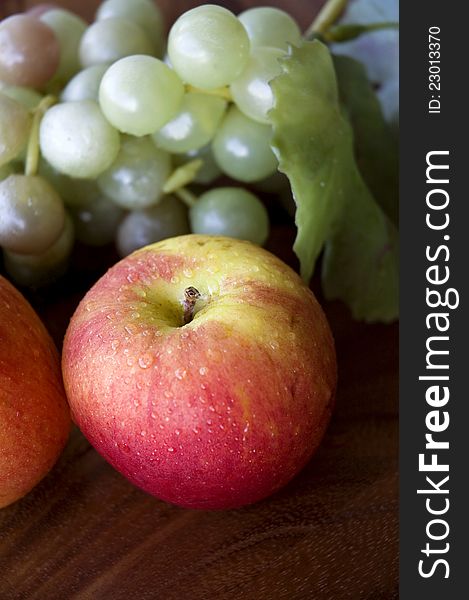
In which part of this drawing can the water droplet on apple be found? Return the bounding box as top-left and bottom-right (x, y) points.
(111, 340), (120, 351)
(126, 273), (136, 283)
(138, 354), (153, 369)
(124, 325), (133, 335)
(142, 329), (150, 337)
(164, 390), (173, 399)
(175, 368), (186, 380)
(151, 412), (157, 419)
(126, 357), (135, 366)
(206, 418), (213, 426)
(140, 430), (146, 437)
(167, 446), (175, 453)
(131, 312), (140, 319)
(124, 377), (131, 384)
(118, 442), (130, 454)
(133, 399), (140, 407)
(175, 429), (181, 436)
(170, 276), (179, 284)
(183, 268), (193, 278)
(208, 405), (215, 412)
(269, 340), (279, 351)
(199, 366), (208, 376)
(192, 427), (199, 434)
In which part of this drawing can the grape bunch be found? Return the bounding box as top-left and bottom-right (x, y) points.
(0, 0), (302, 288)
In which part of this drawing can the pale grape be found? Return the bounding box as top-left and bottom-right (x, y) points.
(0, 94), (31, 167)
(0, 82), (42, 110)
(168, 5), (250, 89)
(4, 214), (74, 288)
(0, 14), (60, 87)
(79, 18), (153, 68)
(99, 55), (184, 136)
(96, 0), (165, 57)
(60, 65), (109, 103)
(173, 145), (221, 185)
(116, 196), (190, 257)
(39, 159), (105, 208)
(238, 7), (301, 51)
(212, 106), (278, 182)
(40, 9), (87, 83)
(189, 187), (269, 245)
(231, 46), (283, 124)
(0, 174), (65, 254)
(97, 136), (171, 209)
(152, 93), (227, 154)
(39, 100), (120, 179)
(70, 195), (124, 246)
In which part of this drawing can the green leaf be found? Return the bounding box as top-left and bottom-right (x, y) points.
(269, 40), (349, 282)
(333, 54), (399, 224)
(269, 41), (398, 322)
(322, 165), (399, 322)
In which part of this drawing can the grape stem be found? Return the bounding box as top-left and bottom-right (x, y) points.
(25, 95), (56, 177)
(175, 187), (198, 208)
(185, 84), (232, 102)
(324, 22), (399, 42)
(304, 0), (347, 39)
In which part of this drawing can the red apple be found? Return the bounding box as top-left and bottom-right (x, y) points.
(62, 235), (336, 509)
(0, 275), (70, 509)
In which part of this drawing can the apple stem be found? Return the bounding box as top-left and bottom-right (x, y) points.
(183, 286), (201, 324)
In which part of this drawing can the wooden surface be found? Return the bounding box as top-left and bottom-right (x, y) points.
(0, 1), (399, 598)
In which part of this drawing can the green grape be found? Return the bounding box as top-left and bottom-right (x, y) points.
(189, 187), (269, 245)
(99, 55), (184, 136)
(0, 82), (42, 110)
(69, 194), (124, 246)
(230, 46), (284, 124)
(173, 145), (221, 185)
(238, 7), (302, 52)
(0, 15), (60, 88)
(116, 196), (190, 257)
(0, 94), (31, 167)
(79, 18), (153, 68)
(152, 93), (227, 154)
(168, 5), (250, 89)
(96, 0), (165, 57)
(60, 64), (109, 103)
(39, 100), (120, 178)
(97, 136), (171, 209)
(0, 174), (65, 254)
(4, 213), (74, 288)
(40, 9), (87, 83)
(212, 106), (278, 182)
(38, 159), (105, 207)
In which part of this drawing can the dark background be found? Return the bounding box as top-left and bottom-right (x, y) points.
(0, 1), (398, 598)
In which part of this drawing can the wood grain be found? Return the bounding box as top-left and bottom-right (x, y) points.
(0, 1), (398, 598)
